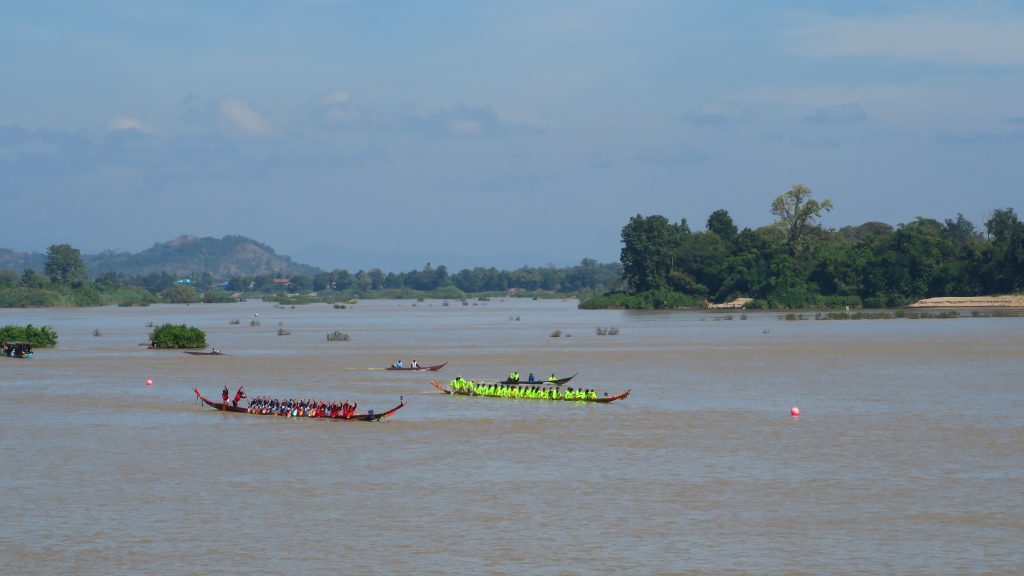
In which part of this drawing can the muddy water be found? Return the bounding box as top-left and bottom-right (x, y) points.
(1, 299), (1022, 575)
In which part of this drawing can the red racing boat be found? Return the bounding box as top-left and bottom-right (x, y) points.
(193, 389), (405, 421)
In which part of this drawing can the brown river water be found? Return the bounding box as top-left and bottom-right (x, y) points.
(1, 299), (1022, 575)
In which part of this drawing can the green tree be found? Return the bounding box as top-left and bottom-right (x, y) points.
(620, 215), (684, 292)
(983, 208), (1024, 292)
(706, 209), (737, 241)
(161, 284), (199, 303)
(44, 244), (88, 288)
(770, 185), (833, 258)
(21, 268), (50, 289)
(0, 269), (20, 288)
(150, 323), (207, 349)
(0, 324), (58, 347)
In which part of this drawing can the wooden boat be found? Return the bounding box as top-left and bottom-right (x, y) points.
(184, 350), (226, 356)
(2, 342), (33, 358)
(500, 372), (577, 386)
(193, 389), (405, 421)
(386, 361), (447, 372)
(430, 380), (629, 403)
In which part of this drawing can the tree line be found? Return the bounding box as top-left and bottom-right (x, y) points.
(584, 184), (1024, 309)
(0, 245), (623, 307)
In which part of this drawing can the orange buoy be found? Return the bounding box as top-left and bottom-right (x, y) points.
(146, 379), (153, 386)
(790, 406), (800, 417)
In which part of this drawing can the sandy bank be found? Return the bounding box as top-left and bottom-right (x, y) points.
(906, 295), (1024, 308)
(707, 297), (753, 309)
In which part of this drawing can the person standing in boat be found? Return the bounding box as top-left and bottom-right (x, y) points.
(411, 359), (419, 368)
(221, 386), (230, 407)
(232, 385), (246, 408)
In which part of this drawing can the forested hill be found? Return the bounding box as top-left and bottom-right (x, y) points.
(1, 235), (323, 277)
(0, 249), (46, 273)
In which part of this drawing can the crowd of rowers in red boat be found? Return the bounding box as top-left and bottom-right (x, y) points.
(220, 385), (362, 417)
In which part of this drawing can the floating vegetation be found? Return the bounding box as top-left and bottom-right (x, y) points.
(817, 311), (894, 320)
(977, 309), (1024, 317)
(327, 330), (350, 341)
(145, 321), (154, 328)
(443, 301), (450, 306)
(740, 314), (748, 320)
(92, 329), (102, 337)
(229, 319), (240, 325)
(784, 313), (807, 321)
(333, 304), (347, 309)
(250, 319), (262, 327)
(509, 315), (520, 321)
(816, 310), (962, 320)
(550, 329), (562, 337)
(277, 327), (291, 336)
(595, 326), (620, 336)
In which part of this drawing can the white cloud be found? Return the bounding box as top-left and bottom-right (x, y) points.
(218, 97), (273, 136)
(402, 104), (538, 138)
(323, 90), (350, 105)
(108, 116), (155, 134)
(317, 90), (363, 125)
(683, 101), (749, 127)
(799, 9), (1024, 67)
(803, 102), (867, 124)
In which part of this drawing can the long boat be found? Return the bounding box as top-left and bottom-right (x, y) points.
(386, 361), (447, 372)
(193, 389), (405, 421)
(2, 342), (34, 358)
(430, 380), (630, 403)
(500, 372), (577, 386)
(184, 350), (226, 356)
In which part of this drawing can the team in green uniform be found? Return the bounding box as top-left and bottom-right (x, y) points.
(447, 376), (599, 400)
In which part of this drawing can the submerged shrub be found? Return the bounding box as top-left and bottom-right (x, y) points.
(149, 324), (206, 349)
(0, 324), (58, 347)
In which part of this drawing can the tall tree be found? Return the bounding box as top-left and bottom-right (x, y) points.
(620, 214), (682, 292)
(706, 209), (737, 241)
(983, 208), (1024, 292)
(770, 184), (833, 258)
(44, 244), (88, 288)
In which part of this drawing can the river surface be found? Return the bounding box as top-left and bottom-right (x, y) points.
(1, 299), (1022, 575)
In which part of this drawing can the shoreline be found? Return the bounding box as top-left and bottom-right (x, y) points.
(906, 295), (1024, 308)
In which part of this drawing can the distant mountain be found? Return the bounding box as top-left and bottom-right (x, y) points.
(1, 235), (324, 278)
(0, 249), (46, 273)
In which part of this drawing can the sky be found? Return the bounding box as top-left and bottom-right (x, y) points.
(2, 1), (1023, 272)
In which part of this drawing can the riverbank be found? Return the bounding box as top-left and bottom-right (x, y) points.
(907, 295), (1024, 308)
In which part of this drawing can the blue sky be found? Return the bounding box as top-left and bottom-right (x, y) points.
(2, 1), (1022, 271)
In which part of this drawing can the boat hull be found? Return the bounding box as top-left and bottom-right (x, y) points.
(430, 381), (629, 403)
(500, 373), (577, 386)
(194, 389), (405, 421)
(386, 361), (447, 372)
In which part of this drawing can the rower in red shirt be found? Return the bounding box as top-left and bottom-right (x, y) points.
(232, 385), (246, 408)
